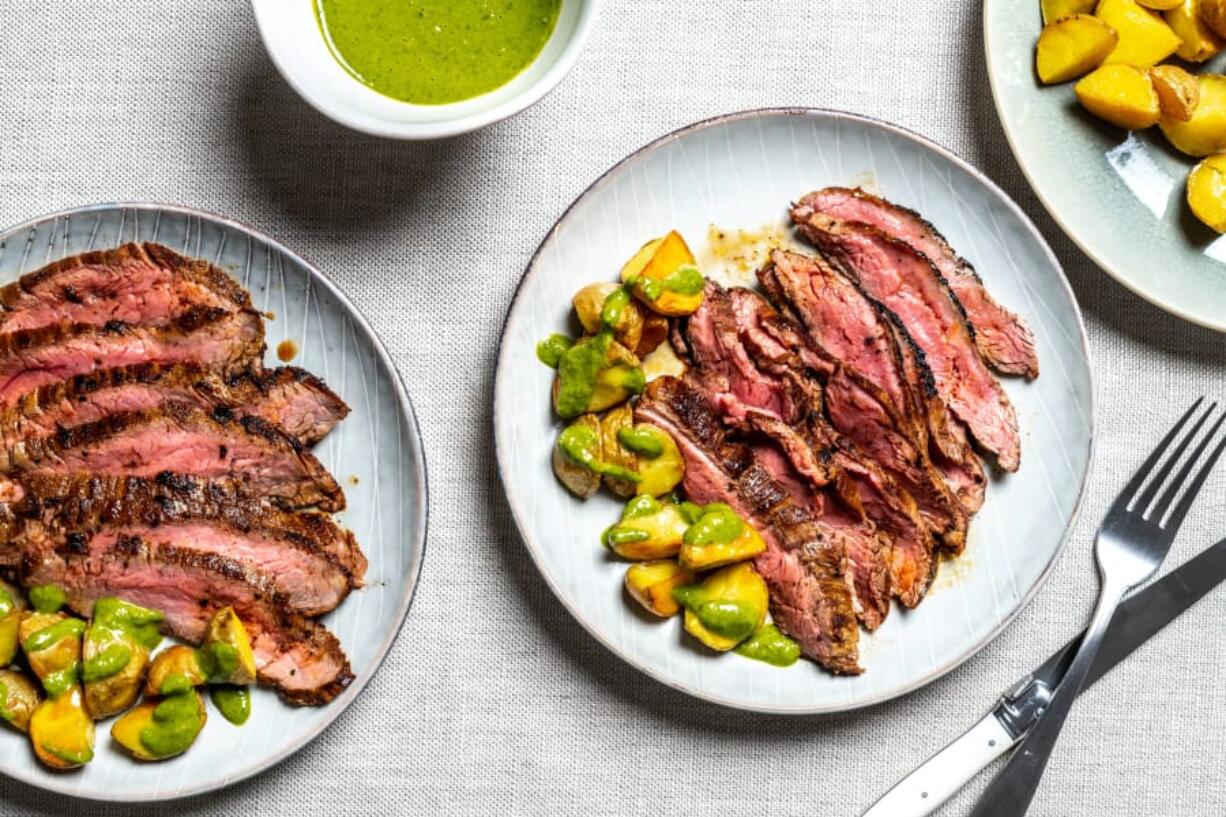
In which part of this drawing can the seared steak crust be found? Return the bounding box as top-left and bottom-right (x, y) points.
(795, 189), (1038, 379)
(0, 402), (344, 511)
(0, 306), (264, 406)
(0, 243), (253, 333)
(637, 377), (861, 674)
(0, 362), (348, 448)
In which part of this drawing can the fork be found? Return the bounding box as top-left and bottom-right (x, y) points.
(969, 398), (1226, 817)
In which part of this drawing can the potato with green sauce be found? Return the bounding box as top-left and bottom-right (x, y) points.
(602, 495), (692, 560)
(1159, 74), (1226, 156)
(112, 690), (206, 761)
(20, 611), (85, 699)
(1096, 0), (1183, 66)
(145, 645), (207, 696)
(619, 423), (684, 496)
(1187, 153), (1226, 231)
(553, 414), (640, 499)
(0, 669), (41, 732)
(29, 685), (94, 769)
(672, 563), (770, 652)
(82, 598), (164, 720)
(572, 283), (645, 352)
(0, 580), (25, 666)
(1036, 15), (1119, 84)
(624, 561), (696, 617)
(678, 504), (767, 570)
(620, 231), (706, 317)
(599, 404), (638, 498)
(198, 607), (257, 685)
(1076, 63), (1162, 128)
(549, 336), (645, 418)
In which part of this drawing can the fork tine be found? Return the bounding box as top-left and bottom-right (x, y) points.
(1115, 397), (1204, 513)
(1136, 400), (1218, 517)
(1158, 411), (1226, 533)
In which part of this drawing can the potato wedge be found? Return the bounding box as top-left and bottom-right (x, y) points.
(144, 645), (206, 696)
(1188, 154), (1226, 231)
(679, 506), (768, 571)
(1159, 74), (1226, 156)
(571, 283), (644, 351)
(1096, 0), (1183, 65)
(1036, 15), (1119, 84)
(1044, 0), (1098, 23)
(602, 496), (690, 560)
(619, 231), (705, 317)
(199, 607), (257, 685)
(624, 561), (696, 618)
(0, 669), (41, 733)
(29, 686), (93, 769)
(599, 404), (637, 498)
(111, 690), (206, 760)
(1165, 0), (1224, 60)
(672, 563), (769, 652)
(1201, 0), (1226, 36)
(1137, 0), (1181, 8)
(1150, 65), (1200, 120)
(552, 415), (602, 499)
(0, 581), (23, 667)
(623, 423), (684, 497)
(1075, 64), (1162, 129)
(634, 313), (670, 358)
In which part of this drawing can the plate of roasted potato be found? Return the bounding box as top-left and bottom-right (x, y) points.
(987, 0), (1226, 329)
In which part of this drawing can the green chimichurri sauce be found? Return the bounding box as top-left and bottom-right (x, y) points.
(28, 585), (66, 614)
(210, 685), (252, 726)
(42, 663), (80, 698)
(0, 588), (15, 618)
(617, 426), (665, 458)
(315, 0), (563, 106)
(536, 333), (573, 368)
(735, 624), (801, 667)
(198, 641), (239, 682)
(557, 423), (640, 483)
(23, 618), (85, 654)
(140, 692), (205, 758)
(683, 504), (744, 546)
(81, 643), (132, 683)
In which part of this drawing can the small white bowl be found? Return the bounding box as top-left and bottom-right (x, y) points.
(251, 0), (601, 140)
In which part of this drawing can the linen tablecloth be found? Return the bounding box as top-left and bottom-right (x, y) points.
(2, 2), (1224, 814)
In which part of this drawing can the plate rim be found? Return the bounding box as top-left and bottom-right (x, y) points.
(982, 0), (1226, 333)
(0, 202), (430, 801)
(494, 106), (1097, 714)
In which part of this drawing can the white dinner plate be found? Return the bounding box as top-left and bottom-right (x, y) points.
(494, 109), (1095, 713)
(0, 204), (428, 799)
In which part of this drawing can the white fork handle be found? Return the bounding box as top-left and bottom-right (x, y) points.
(860, 714), (1015, 817)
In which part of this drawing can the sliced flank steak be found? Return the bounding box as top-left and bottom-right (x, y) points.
(636, 376), (861, 674)
(0, 402), (344, 511)
(795, 189), (1038, 379)
(0, 306), (264, 407)
(793, 212), (1021, 472)
(0, 362), (348, 448)
(17, 471), (365, 615)
(0, 243), (252, 333)
(18, 531), (353, 705)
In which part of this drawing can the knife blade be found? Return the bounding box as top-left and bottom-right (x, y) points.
(861, 536), (1226, 817)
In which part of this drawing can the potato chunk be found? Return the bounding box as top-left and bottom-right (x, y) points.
(619, 232), (705, 317)
(571, 283), (644, 351)
(1137, 0), (1181, 8)
(29, 686), (94, 769)
(1036, 15), (1119, 84)
(0, 669), (41, 733)
(1187, 154), (1226, 232)
(1159, 74), (1226, 156)
(672, 563), (769, 652)
(1075, 64), (1161, 129)
(1096, 0), (1183, 65)
(624, 561), (696, 618)
(1165, 0), (1224, 61)
(602, 495), (691, 560)
(1150, 65), (1201, 120)
(1043, 0), (1097, 23)
(1201, 0), (1226, 36)
(599, 404), (637, 498)
(678, 504), (768, 570)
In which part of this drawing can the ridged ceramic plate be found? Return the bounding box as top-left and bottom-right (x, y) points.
(0, 204), (428, 799)
(495, 109), (1095, 713)
(986, 0), (1226, 330)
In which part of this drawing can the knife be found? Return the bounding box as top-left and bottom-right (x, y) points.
(861, 536), (1226, 817)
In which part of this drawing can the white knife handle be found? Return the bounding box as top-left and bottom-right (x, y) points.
(860, 714), (1015, 817)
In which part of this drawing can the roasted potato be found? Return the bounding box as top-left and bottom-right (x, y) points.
(82, 598), (164, 719)
(145, 645), (206, 696)
(1187, 153), (1226, 231)
(624, 561), (697, 618)
(1138, 0), (1182, 8)
(672, 563), (770, 652)
(553, 414), (603, 499)
(678, 505), (768, 571)
(111, 690), (206, 761)
(602, 495), (691, 560)
(29, 686), (93, 769)
(0, 669), (41, 732)
(0, 579), (25, 666)
(1201, 0), (1226, 36)
(551, 336), (645, 418)
(20, 612), (85, 698)
(572, 283), (645, 351)
(599, 404), (638, 498)
(622, 423), (684, 497)
(1076, 64), (1162, 129)
(1036, 15), (1119, 84)
(1097, 0), (1183, 66)
(199, 607), (256, 685)
(619, 231), (705, 317)
(1150, 65), (1201, 120)
(634, 314), (670, 358)
(1043, 0), (1097, 23)
(1159, 74), (1226, 155)
(1165, 0), (1224, 60)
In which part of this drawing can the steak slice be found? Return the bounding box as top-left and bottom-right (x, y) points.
(0, 243), (252, 333)
(795, 189), (1038, 379)
(794, 213), (1021, 472)
(0, 306), (264, 407)
(18, 472), (365, 614)
(0, 362), (348, 448)
(636, 377), (861, 674)
(19, 532), (353, 705)
(0, 403), (344, 512)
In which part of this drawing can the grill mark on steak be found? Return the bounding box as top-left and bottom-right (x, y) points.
(796, 188), (1039, 379)
(18, 532), (353, 705)
(0, 402), (344, 511)
(0, 243), (253, 333)
(0, 362), (348, 449)
(637, 377), (861, 674)
(793, 213), (1022, 472)
(0, 306), (265, 407)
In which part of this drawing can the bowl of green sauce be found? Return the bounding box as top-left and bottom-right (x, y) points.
(253, 0), (600, 139)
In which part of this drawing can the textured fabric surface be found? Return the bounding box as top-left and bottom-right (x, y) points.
(1, 1), (1224, 815)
